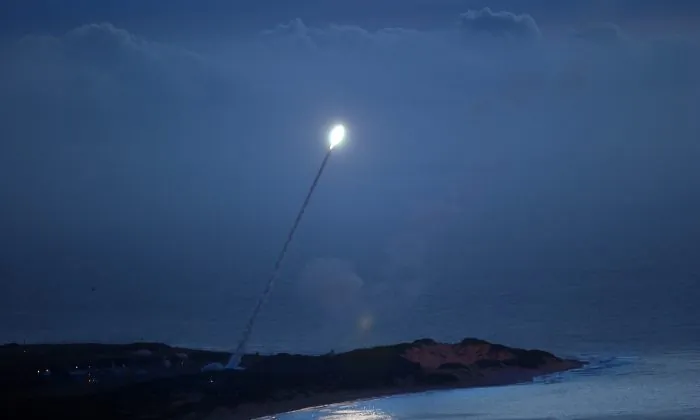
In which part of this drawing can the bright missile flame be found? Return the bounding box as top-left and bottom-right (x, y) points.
(328, 124), (346, 150)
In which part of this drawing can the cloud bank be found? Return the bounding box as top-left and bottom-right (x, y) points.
(1, 9), (699, 351)
(458, 7), (541, 40)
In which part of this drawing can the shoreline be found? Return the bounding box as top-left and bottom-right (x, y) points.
(230, 387), (456, 420)
(206, 361), (582, 420)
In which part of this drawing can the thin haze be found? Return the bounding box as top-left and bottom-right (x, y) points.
(1, 1), (699, 354)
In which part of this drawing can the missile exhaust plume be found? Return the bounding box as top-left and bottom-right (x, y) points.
(226, 124), (346, 369)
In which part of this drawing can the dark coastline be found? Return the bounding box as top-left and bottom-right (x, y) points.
(1, 338), (585, 419)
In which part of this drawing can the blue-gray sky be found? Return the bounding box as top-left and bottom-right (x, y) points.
(1, 1), (699, 353)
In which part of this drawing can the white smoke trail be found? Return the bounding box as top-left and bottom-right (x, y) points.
(226, 149), (333, 369)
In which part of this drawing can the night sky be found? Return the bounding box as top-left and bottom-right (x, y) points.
(1, 1), (699, 353)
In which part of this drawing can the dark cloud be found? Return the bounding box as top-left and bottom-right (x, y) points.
(458, 7), (541, 40)
(3, 22), (232, 113)
(261, 17), (423, 53)
(262, 18), (316, 49)
(62, 23), (153, 61)
(1, 10), (699, 349)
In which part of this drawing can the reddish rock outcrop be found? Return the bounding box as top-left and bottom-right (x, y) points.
(403, 338), (520, 369)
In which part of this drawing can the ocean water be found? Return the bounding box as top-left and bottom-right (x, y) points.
(5, 266), (698, 419)
(273, 351), (700, 419)
(261, 270), (700, 419)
